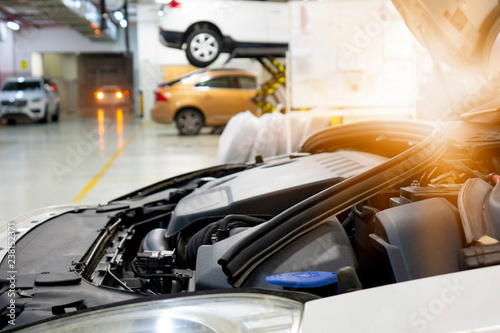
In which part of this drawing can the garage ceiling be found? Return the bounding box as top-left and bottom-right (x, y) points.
(0, 0), (141, 41)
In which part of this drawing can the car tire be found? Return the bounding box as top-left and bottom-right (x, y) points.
(185, 28), (222, 68)
(38, 105), (49, 124)
(52, 104), (60, 122)
(175, 109), (204, 135)
(6, 119), (16, 126)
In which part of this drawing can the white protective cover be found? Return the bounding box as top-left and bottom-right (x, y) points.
(217, 111), (330, 164)
(217, 111), (260, 164)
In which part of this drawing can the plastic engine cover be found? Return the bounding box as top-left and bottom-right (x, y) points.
(167, 151), (388, 236)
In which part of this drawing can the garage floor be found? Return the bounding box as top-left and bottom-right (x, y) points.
(0, 109), (219, 223)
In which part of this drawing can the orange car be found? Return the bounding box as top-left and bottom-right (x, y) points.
(151, 68), (258, 135)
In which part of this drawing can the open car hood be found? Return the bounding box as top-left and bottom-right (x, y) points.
(392, 0), (500, 74)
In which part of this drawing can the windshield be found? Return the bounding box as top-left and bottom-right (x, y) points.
(2, 81), (42, 91)
(159, 69), (206, 87)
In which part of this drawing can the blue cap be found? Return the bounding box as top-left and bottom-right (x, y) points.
(265, 271), (338, 288)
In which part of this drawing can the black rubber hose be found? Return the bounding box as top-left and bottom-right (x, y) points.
(219, 215), (266, 230)
(185, 222), (220, 269)
(218, 120), (447, 287)
(185, 215), (266, 269)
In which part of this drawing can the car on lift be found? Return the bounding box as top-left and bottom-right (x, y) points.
(151, 68), (258, 135)
(2, 0), (500, 332)
(0, 76), (60, 124)
(158, 0), (289, 67)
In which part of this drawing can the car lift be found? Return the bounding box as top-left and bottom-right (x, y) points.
(226, 47), (287, 114)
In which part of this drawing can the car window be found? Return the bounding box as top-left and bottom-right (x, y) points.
(237, 76), (257, 90)
(195, 76), (231, 89)
(2, 80), (42, 91)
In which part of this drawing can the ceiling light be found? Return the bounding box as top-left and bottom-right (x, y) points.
(119, 19), (127, 28)
(114, 11), (124, 21)
(6, 21), (20, 31)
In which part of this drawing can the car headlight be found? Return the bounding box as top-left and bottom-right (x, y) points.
(16, 293), (304, 333)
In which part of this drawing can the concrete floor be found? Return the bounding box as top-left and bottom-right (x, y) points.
(0, 109), (220, 223)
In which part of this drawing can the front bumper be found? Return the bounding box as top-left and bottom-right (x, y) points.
(0, 101), (46, 120)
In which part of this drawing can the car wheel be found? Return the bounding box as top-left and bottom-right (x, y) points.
(185, 28), (222, 68)
(38, 104), (49, 124)
(52, 104), (60, 122)
(175, 109), (204, 135)
(6, 119), (16, 126)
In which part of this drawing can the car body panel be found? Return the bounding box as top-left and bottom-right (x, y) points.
(302, 265), (500, 332)
(265, 1), (290, 43)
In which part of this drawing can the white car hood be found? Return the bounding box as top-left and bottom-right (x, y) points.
(0, 90), (44, 101)
(392, 0), (500, 74)
(302, 265), (500, 332)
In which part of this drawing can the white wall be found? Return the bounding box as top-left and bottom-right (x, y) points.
(31, 53), (43, 77)
(290, 0), (418, 118)
(12, 25), (133, 75)
(137, 4), (187, 119)
(0, 22), (16, 83)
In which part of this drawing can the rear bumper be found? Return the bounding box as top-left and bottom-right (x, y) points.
(159, 30), (183, 49)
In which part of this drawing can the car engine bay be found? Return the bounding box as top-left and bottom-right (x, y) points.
(2, 119), (500, 329)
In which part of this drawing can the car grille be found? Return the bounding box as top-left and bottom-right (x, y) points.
(1, 100), (28, 107)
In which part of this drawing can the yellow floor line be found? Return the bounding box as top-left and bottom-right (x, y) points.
(73, 125), (143, 202)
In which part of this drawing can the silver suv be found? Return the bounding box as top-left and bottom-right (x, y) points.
(0, 76), (61, 124)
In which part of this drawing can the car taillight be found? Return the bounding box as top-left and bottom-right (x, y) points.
(168, 0), (181, 8)
(50, 83), (57, 92)
(155, 91), (167, 101)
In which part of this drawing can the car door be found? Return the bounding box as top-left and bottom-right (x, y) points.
(235, 75), (258, 114)
(194, 75), (244, 124)
(263, 0), (289, 44)
(221, 0), (267, 43)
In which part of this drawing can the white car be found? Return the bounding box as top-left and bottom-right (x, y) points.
(0, 76), (61, 124)
(159, 0), (289, 67)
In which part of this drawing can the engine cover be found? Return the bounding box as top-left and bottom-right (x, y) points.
(167, 151), (388, 236)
